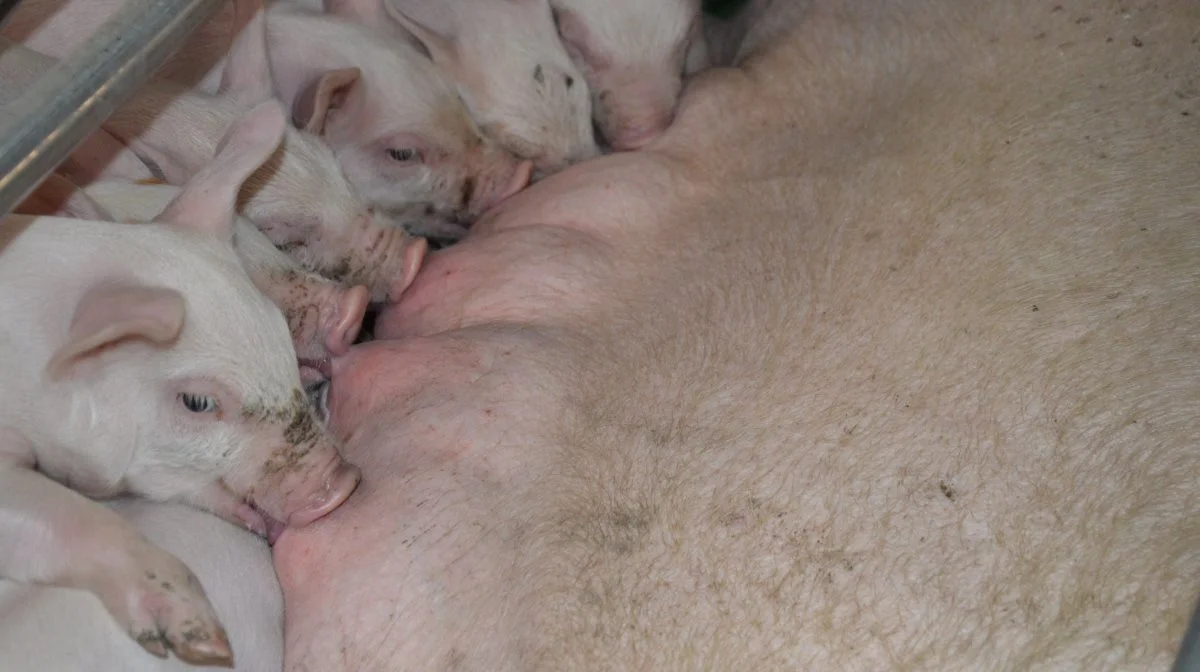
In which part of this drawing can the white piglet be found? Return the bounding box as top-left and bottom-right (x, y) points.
(549, 0), (709, 150)
(81, 179), (375, 375)
(325, 0), (599, 175)
(1, 14), (429, 302)
(0, 102), (360, 667)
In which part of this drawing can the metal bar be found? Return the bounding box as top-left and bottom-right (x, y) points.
(0, 0), (225, 217)
(1173, 593), (1200, 672)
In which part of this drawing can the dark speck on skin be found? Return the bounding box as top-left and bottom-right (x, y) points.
(533, 64), (544, 84)
(939, 481), (957, 501)
(1032, 304), (1040, 312)
(321, 257), (354, 284)
(565, 75), (575, 88)
(136, 630), (168, 656)
(181, 624), (213, 644)
(1132, 36), (1143, 47)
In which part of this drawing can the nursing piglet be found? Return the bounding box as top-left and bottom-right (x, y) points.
(0, 499), (283, 672)
(82, 179), (376, 369)
(0, 101), (359, 667)
(550, 0), (708, 150)
(323, 0), (597, 175)
(3, 0), (534, 233)
(3, 9), (428, 302)
(265, 2), (535, 228)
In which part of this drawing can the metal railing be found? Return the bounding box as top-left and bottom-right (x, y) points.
(0, 0), (224, 217)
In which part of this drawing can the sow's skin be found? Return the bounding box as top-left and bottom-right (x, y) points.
(277, 0), (1200, 669)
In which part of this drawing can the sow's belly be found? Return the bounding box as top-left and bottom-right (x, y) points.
(271, 4), (1200, 669)
(273, 153), (677, 671)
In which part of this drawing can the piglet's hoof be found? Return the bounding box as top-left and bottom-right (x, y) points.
(100, 549), (234, 667)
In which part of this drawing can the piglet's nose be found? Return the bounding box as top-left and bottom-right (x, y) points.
(285, 461), (362, 527)
(325, 285), (369, 357)
(497, 159), (534, 205)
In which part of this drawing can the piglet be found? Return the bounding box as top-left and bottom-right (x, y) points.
(265, 2), (536, 229)
(550, 0), (709, 150)
(3, 0), (534, 235)
(324, 0), (598, 175)
(81, 179), (375, 369)
(2, 7), (428, 303)
(0, 101), (360, 667)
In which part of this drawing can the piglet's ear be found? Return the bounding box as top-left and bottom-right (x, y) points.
(156, 100), (286, 240)
(47, 282), (186, 380)
(551, 6), (603, 71)
(382, 3), (460, 73)
(218, 3), (274, 102)
(292, 67), (361, 135)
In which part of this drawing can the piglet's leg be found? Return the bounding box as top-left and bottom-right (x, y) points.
(0, 464), (234, 668)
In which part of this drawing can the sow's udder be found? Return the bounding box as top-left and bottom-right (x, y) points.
(271, 153), (670, 670)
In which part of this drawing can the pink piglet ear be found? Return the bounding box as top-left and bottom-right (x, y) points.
(218, 2), (274, 102)
(155, 100), (287, 240)
(292, 67), (362, 135)
(46, 281), (186, 380)
(551, 6), (604, 71)
(382, 2), (460, 72)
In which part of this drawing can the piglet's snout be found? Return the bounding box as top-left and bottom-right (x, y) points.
(281, 458), (361, 527)
(252, 438), (362, 529)
(471, 158), (534, 215)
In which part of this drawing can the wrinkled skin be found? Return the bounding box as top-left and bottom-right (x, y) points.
(272, 1), (1200, 670)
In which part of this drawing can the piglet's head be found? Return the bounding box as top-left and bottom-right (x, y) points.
(45, 102), (360, 540)
(551, 0), (708, 151)
(212, 1), (418, 304)
(383, 0), (598, 176)
(288, 26), (533, 234)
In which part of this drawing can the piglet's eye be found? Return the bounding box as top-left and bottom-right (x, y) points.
(180, 392), (219, 414)
(387, 148), (419, 163)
